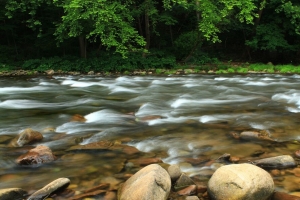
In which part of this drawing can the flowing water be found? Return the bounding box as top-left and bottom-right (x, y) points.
(1, 74), (300, 196)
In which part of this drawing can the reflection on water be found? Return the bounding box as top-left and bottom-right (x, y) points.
(1, 74), (300, 194)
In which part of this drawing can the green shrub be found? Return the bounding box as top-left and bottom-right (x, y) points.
(236, 67), (248, 73)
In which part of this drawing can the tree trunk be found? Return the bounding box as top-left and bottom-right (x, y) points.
(144, 10), (150, 51)
(79, 36), (87, 58)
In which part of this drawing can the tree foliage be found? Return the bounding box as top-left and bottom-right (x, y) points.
(0, 0), (300, 68)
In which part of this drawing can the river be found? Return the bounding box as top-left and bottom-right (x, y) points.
(0, 74), (300, 196)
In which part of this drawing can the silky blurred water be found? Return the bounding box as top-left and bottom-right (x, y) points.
(0, 74), (300, 194)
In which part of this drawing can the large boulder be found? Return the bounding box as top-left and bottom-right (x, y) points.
(118, 164), (171, 200)
(0, 188), (27, 200)
(16, 145), (56, 166)
(208, 163), (274, 200)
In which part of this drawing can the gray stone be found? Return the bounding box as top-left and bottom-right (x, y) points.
(174, 173), (195, 191)
(208, 163), (274, 200)
(27, 178), (70, 200)
(253, 155), (297, 169)
(167, 164), (182, 182)
(118, 164), (171, 200)
(0, 188), (27, 200)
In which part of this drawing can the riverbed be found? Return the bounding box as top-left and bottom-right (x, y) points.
(0, 74), (300, 196)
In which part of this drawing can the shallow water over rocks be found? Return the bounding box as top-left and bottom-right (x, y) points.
(1, 74), (300, 197)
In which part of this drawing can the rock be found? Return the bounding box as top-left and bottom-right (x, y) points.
(168, 164), (182, 182)
(67, 141), (140, 155)
(177, 185), (197, 196)
(174, 173), (195, 191)
(46, 69), (55, 75)
(128, 157), (162, 167)
(271, 192), (300, 200)
(208, 163), (274, 200)
(10, 128), (43, 147)
(184, 156), (210, 166)
(185, 196), (200, 200)
(240, 131), (273, 141)
(0, 188), (27, 200)
(252, 155), (297, 169)
(294, 150), (300, 158)
(16, 145), (56, 166)
(229, 156), (240, 163)
(70, 114), (86, 122)
(27, 178), (70, 200)
(88, 71), (95, 75)
(118, 164), (171, 200)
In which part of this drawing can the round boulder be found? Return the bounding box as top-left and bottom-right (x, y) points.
(118, 164), (171, 200)
(208, 163), (274, 200)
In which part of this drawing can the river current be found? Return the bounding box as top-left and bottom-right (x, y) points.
(1, 74), (300, 195)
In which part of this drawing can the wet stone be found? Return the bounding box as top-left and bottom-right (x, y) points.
(128, 157), (162, 167)
(177, 185), (197, 196)
(252, 155), (297, 169)
(271, 192), (300, 200)
(168, 164), (182, 182)
(10, 128), (43, 147)
(0, 188), (27, 200)
(174, 173), (195, 191)
(16, 145), (56, 166)
(27, 178), (70, 200)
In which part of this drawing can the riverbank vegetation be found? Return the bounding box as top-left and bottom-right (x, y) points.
(0, 0), (300, 74)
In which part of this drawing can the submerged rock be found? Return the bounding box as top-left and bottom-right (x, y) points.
(118, 164), (171, 200)
(271, 192), (300, 200)
(252, 155), (297, 169)
(16, 145), (56, 166)
(27, 178), (70, 200)
(70, 114), (86, 122)
(208, 163), (274, 200)
(0, 188), (27, 200)
(240, 131), (274, 141)
(67, 140), (140, 155)
(10, 128), (43, 147)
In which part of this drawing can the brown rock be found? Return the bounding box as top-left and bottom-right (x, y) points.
(184, 157), (210, 166)
(70, 114), (86, 122)
(196, 184), (207, 194)
(294, 150), (300, 158)
(128, 157), (162, 166)
(177, 185), (197, 196)
(0, 188), (27, 200)
(272, 192), (300, 200)
(16, 145), (56, 166)
(10, 128), (43, 147)
(110, 144), (140, 155)
(229, 156), (240, 163)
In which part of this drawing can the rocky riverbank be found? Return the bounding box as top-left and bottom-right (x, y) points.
(1, 124), (300, 200)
